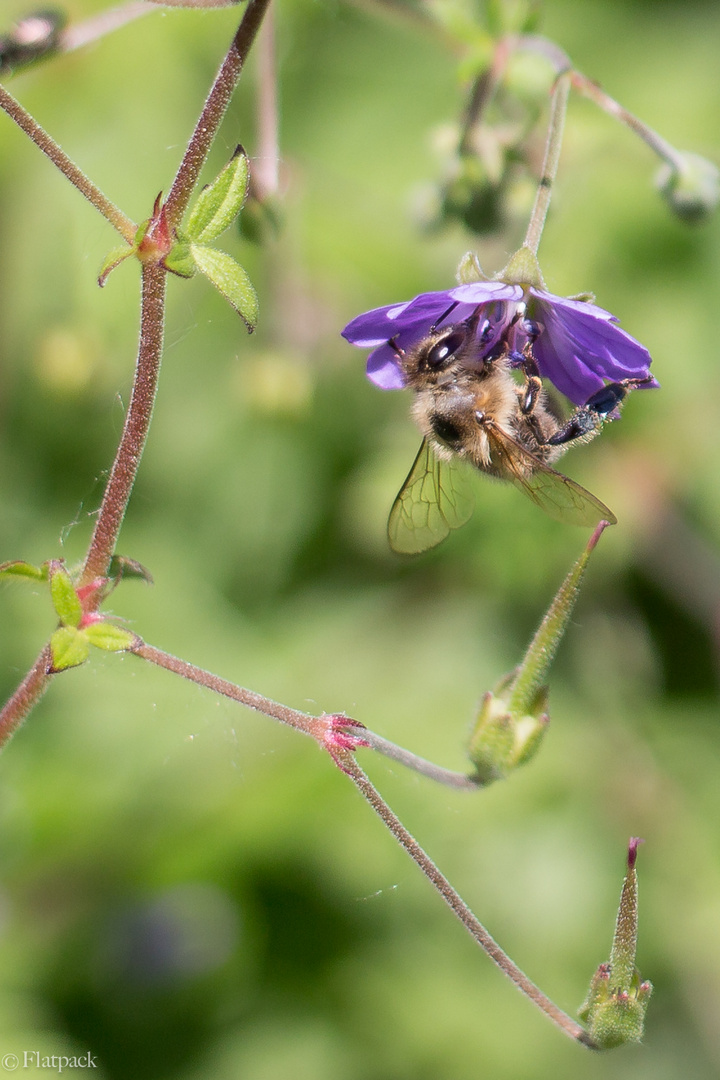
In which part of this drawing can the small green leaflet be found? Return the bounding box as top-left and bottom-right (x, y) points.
(185, 146), (250, 244)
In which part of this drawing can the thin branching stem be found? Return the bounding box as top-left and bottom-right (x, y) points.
(569, 70), (686, 171)
(133, 642), (316, 734)
(132, 643), (482, 789)
(523, 70), (571, 256)
(80, 265), (167, 585)
(361, 730), (480, 789)
(0, 0), (274, 736)
(342, 754), (599, 1049)
(510, 37), (685, 171)
(0, 85), (135, 242)
(164, 0), (273, 229)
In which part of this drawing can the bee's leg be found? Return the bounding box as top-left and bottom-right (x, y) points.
(518, 354), (544, 416)
(511, 352), (549, 445)
(546, 378), (649, 447)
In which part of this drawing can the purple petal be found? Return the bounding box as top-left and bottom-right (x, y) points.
(366, 343), (408, 389)
(342, 291), (454, 347)
(341, 302), (410, 348)
(449, 281), (523, 305)
(530, 291), (654, 404)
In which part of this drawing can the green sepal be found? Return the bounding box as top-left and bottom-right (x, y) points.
(565, 291), (596, 305)
(84, 622), (137, 652)
(0, 560), (48, 582)
(98, 244), (135, 287)
(190, 244), (258, 331)
(496, 245), (546, 290)
(467, 686), (549, 785)
(578, 968), (652, 1049)
(455, 251), (488, 285)
(186, 146), (250, 243)
(49, 563), (82, 627)
(49, 626), (90, 672)
(486, 0), (541, 35)
(108, 555), (154, 587)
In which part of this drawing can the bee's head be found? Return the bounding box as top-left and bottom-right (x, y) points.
(401, 305), (502, 384)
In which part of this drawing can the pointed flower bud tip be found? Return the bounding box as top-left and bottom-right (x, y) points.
(627, 836), (644, 871)
(588, 519), (612, 553)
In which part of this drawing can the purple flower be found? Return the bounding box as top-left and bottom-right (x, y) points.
(341, 281), (656, 405)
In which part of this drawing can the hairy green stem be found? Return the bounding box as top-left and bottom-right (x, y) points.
(361, 730), (480, 789)
(523, 70), (571, 256)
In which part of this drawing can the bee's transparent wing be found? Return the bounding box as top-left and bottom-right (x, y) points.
(484, 421), (617, 527)
(388, 440), (475, 554)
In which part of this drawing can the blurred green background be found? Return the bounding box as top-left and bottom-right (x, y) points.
(1, 0), (719, 1076)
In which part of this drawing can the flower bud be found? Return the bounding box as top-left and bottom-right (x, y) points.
(656, 152), (720, 223)
(578, 839), (653, 1049)
(467, 680), (549, 785)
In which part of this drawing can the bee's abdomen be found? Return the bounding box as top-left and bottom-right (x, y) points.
(430, 413), (464, 450)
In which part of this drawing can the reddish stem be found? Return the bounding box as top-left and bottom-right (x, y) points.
(163, 0), (273, 229)
(0, 84), (135, 242)
(342, 755), (598, 1049)
(133, 642), (316, 735)
(0, 648), (52, 749)
(80, 264), (166, 586)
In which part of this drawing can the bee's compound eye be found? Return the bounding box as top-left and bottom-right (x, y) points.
(425, 329), (467, 369)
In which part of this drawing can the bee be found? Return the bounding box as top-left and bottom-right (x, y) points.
(387, 314), (645, 554)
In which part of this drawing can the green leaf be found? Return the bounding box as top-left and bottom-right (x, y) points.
(49, 626), (90, 672)
(190, 244), (258, 331)
(0, 560), (48, 582)
(186, 146), (250, 243)
(163, 241), (196, 279)
(84, 622), (138, 652)
(49, 563), (82, 627)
